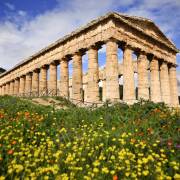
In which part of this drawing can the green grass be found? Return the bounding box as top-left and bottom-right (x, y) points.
(0, 95), (179, 179)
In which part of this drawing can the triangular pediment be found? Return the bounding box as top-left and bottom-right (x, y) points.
(116, 13), (176, 49)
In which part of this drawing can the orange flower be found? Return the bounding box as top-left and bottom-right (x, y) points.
(0, 157), (3, 161)
(7, 149), (14, 155)
(11, 141), (17, 145)
(130, 138), (136, 143)
(24, 112), (30, 117)
(113, 175), (118, 180)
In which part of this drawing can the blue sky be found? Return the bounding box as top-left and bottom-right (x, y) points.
(0, 0), (180, 91)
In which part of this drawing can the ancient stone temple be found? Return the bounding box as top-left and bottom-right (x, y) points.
(0, 12), (179, 106)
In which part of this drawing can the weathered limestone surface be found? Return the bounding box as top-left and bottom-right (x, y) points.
(9, 81), (14, 95)
(137, 53), (149, 100)
(32, 70), (39, 94)
(160, 62), (171, 105)
(14, 79), (19, 95)
(87, 47), (99, 102)
(40, 67), (47, 93)
(59, 59), (69, 97)
(106, 39), (119, 101)
(6, 83), (10, 95)
(150, 58), (161, 102)
(123, 46), (136, 104)
(72, 53), (83, 102)
(25, 73), (32, 94)
(49, 63), (57, 95)
(169, 65), (179, 106)
(19, 76), (25, 94)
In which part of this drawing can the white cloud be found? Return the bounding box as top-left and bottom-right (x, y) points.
(18, 10), (27, 17)
(0, 0), (179, 93)
(1, 0), (134, 70)
(4, 2), (15, 11)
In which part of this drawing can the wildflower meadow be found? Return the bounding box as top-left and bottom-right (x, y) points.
(0, 96), (179, 179)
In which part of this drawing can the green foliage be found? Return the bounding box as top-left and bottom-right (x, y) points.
(0, 96), (180, 179)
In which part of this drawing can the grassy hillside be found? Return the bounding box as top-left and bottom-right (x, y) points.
(0, 96), (180, 179)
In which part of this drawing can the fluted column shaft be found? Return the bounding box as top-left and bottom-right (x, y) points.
(106, 39), (119, 101)
(150, 58), (161, 102)
(137, 53), (149, 100)
(123, 46), (135, 103)
(40, 67), (47, 93)
(2, 85), (5, 95)
(32, 70), (39, 95)
(6, 83), (10, 95)
(19, 76), (25, 95)
(9, 81), (14, 95)
(169, 65), (179, 106)
(14, 79), (19, 95)
(160, 62), (171, 105)
(87, 47), (99, 102)
(72, 53), (83, 101)
(60, 60), (69, 97)
(49, 63), (57, 95)
(25, 73), (32, 95)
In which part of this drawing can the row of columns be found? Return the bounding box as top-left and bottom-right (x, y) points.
(0, 39), (179, 106)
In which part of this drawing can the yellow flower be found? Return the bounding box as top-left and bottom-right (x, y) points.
(102, 167), (109, 174)
(174, 174), (180, 179)
(142, 170), (149, 176)
(93, 160), (100, 167)
(110, 170), (115, 175)
(93, 168), (99, 173)
(0, 176), (5, 180)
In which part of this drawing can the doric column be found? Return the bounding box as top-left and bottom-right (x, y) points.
(2, 85), (5, 95)
(137, 52), (149, 100)
(25, 73), (32, 95)
(160, 62), (171, 105)
(9, 81), (14, 95)
(169, 65), (179, 106)
(14, 78), (20, 95)
(19, 76), (25, 95)
(60, 59), (69, 97)
(87, 46), (99, 102)
(40, 66), (48, 94)
(150, 58), (161, 102)
(106, 39), (119, 101)
(72, 52), (83, 102)
(49, 63), (57, 95)
(32, 70), (39, 95)
(123, 45), (135, 104)
(6, 83), (10, 95)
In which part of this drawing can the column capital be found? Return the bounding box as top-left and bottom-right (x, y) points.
(105, 37), (118, 44)
(87, 44), (101, 51)
(73, 51), (84, 57)
(60, 57), (68, 64)
(41, 64), (49, 69)
(33, 68), (40, 73)
(122, 43), (134, 52)
(26, 72), (33, 76)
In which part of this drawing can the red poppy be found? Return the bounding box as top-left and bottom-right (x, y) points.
(113, 175), (118, 180)
(11, 141), (17, 145)
(7, 149), (14, 155)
